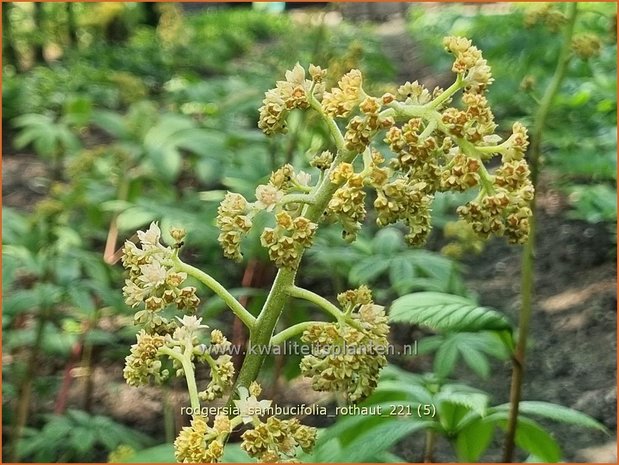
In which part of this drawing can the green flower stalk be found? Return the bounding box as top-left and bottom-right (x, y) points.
(120, 36), (532, 463)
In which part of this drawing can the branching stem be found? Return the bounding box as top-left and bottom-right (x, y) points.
(172, 256), (256, 329)
(160, 346), (201, 412)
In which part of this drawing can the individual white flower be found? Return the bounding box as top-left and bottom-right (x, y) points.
(172, 315), (209, 342)
(295, 171), (312, 187)
(177, 315), (209, 332)
(137, 222), (162, 247)
(285, 63), (306, 86)
(138, 261), (168, 289)
(255, 184), (284, 212)
(233, 386), (272, 424)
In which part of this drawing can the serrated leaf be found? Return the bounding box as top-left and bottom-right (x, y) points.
(486, 412), (562, 463)
(70, 428), (96, 455)
(389, 292), (511, 332)
(417, 335), (444, 354)
(147, 146), (182, 181)
(349, 256), (390, 284)
(389, 256), (416, 294)
(434, 336), (459, 378)
(374, 380), (434, 405)
(4, 289), (41, 318)
(460, 346), (490, 379)
(68, 286), (96, 314)
(436, 390), (488, 417)
(495, 401), (607, 433)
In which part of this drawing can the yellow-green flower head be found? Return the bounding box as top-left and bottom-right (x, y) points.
(174, 416), (226, 463)
(241, 416), (317, 462)
(123, 330), (168, 386)
(216, 192), (253, 262)
(322, 69), (363, 118)
(443, 36), (493, 91)
(300, 303), (390, 402)
(572, 33), (602, 59)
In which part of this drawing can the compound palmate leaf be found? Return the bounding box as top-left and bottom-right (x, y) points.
(389, 292), (511, 332)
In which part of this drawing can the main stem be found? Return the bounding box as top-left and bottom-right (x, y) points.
(502, 4), (578, 462)
(232, 97), (358, 393)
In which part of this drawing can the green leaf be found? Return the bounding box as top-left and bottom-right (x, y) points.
(116, 206), (157, 232)
(349, 256), (390, 284)
(70, 428), (97, 455)
(91, 110), (130, 139)
(389, 292), (511, 332)
(438, 400), (470, 433)
(68, 286), (96, 315)
(336, 419), (427, 462)
(487, 412), (562, 463)
(147, 146), (182, 182)
(436, 390), (488, 418)
(373, 228), (404, 255)
(495, 401), (608, 433)
(434, 336), (459, 378)
(4, 289), (41, 318)
(417, 335), (444, 354)
(374, 380), (434, 405)
(460, 346), (490, 379)
(456, 417), (494, 462)
(389, 256), (417, 294)
(512, 417), (562, 463)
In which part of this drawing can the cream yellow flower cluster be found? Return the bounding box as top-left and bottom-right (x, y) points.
(122, 222), (199, 332)
(300, 287), (389, 402)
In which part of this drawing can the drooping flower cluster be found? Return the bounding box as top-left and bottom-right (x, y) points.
(122, 222), (199, 332)
(300, 287), (389, 402)
(458, 158), (534, 244)
(171, 363), (317, 463)
(215, 165), (318, 268)
(122, 224), (237, 405)
(327, 163), (367, 241)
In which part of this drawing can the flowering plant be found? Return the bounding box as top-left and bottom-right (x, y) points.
(121, 36), (532, 462)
